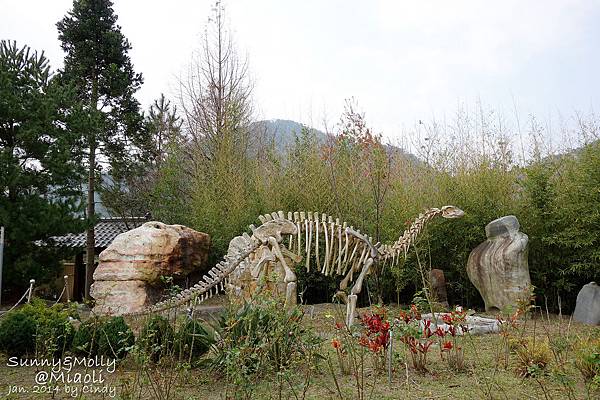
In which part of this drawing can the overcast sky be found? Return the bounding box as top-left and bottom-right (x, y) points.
(2, 0), (600, 143)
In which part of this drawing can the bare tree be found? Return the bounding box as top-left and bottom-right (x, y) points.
(173, 1), (263, 251)
(178, 0), (254, 174)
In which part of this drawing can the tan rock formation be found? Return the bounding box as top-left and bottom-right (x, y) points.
(91, 222), (210, 315)
(467, 216), (531, 312)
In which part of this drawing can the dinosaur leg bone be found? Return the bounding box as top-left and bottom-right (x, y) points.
(339, 250), (357, 291)
(268, 237), (297, 284)
(334, 290), (349, 305)
(351, 257), (374, 295)
(285, 282), (297, 307)
(281, 246), (303, 263)
(346, 294), (358, 327)
(251, 249), (276, 278)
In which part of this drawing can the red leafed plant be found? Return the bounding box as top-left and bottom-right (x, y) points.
(359, 308), (391, 371)
(395, 305), (434, 372)
(495, 306), (525, 369)
(396, 305), (469, 372)
(360, 312), (391, 353)
(436, 308), (468, 370)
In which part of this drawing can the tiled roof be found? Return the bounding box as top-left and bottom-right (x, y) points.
(49, 217), (148, 249)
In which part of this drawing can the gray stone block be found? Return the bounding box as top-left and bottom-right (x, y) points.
(573, 282), (600, 325)
(485, 215), (520, 239)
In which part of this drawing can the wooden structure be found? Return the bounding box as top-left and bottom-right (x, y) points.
(50, 217), (148, 301)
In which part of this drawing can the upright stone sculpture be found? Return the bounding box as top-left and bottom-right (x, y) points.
(573, 282), (600, 325)
(91, 222), (210, 315)
(467, 215), (530, 312)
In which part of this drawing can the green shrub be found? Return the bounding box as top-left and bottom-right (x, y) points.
(137, 316), (174, 363)
(71, 318), (101, 356)
(514, 337), (552, 378)
(575, 337), (600, 382)
(97, 316), (134, 360)
(175, 319), (213, 364)
(210, 297), (321, 376)
(72, 316), (134, 360)
(0, 312), (37, 358)
(0, 299), (76, 358)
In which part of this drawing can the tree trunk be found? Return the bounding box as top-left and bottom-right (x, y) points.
(85, 141), (95, 300)
(85, 76), (98, 301)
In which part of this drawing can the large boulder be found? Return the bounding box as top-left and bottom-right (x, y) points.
(573, 282), (600, 325)
(91, 222), (210, 315)
(466, 216), (531, 312)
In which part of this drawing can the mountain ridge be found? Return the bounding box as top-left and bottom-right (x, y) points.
(251, 118), (420, 164)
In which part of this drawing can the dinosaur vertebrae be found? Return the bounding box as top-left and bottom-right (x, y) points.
(379, 207), (445, 263)
(254, 208), (447, 274)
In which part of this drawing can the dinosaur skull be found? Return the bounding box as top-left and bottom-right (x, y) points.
(252, 219), (298, 244)
(441, 205), (465, 219)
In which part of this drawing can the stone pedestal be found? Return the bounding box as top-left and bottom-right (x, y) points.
(466, 216), (531, 312)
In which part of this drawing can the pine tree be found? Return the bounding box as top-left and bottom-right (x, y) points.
(145, 94), (182, 170)
(0, 40), (85, 294)
(101, 94), (182, 220)
(57, 0), (144, 299)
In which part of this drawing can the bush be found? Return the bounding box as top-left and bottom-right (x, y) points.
(0, 312), (37, 358)
(72, 316), (134, 359)
(211, 297), (321, 376)
(137, 316), (175, 363)
(175, 319), (213, 365)
(574, 337), (600, 382)
(0, 299), (76, 358)
(71, 318), (101, 356)
(207, 297), (321, 398)
(97, 316), (135, 360)
(514, 337), (552, 378)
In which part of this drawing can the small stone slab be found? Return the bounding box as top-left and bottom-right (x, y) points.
(573, 282), (600, 325)
(429, 269), (449, 309)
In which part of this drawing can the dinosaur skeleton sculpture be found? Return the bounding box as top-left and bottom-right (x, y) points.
(129, 206), (464, 326)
